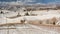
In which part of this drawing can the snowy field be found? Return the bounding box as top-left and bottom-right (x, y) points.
(0, 10), (60, 25)
(0, 10), (60, 34)
(0, 24), (60, 34)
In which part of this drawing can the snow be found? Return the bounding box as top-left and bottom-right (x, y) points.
(30, 10), (60, 16)
(0, 10), (60, 25)
(0, 10), (60, 34)
(4, 12), (18, 17)
(19, 11), (27, 16)
(0, 10), (11, 13)
(0, 16), (24, 24)
(6, 17), (24, 23)
(30, 10), (47, 15)
(24, 14), (60, 21)
(56, 21), (60, 25)
(0, 24), (60, 34)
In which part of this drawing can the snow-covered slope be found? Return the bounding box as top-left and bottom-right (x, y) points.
(0, 10), (60, 25)
(4, 12), (18, 17)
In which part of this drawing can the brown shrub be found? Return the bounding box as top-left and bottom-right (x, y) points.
(49, 17), (58, 25)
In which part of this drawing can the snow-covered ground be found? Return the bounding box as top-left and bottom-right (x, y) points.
(0, 17), (24, 24)
(0, 10), (11, 14)
(0, 10), (60, 34)
(30, 10), (60, 16)
(0, 24), (60, 34)
(4, 12), (18, 17)
(0, 10), (60, 25)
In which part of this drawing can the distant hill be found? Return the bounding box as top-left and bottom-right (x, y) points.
(0, 0), (60, 4)
(0, 0), (60, 11)
(0, 0), (16, 2)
